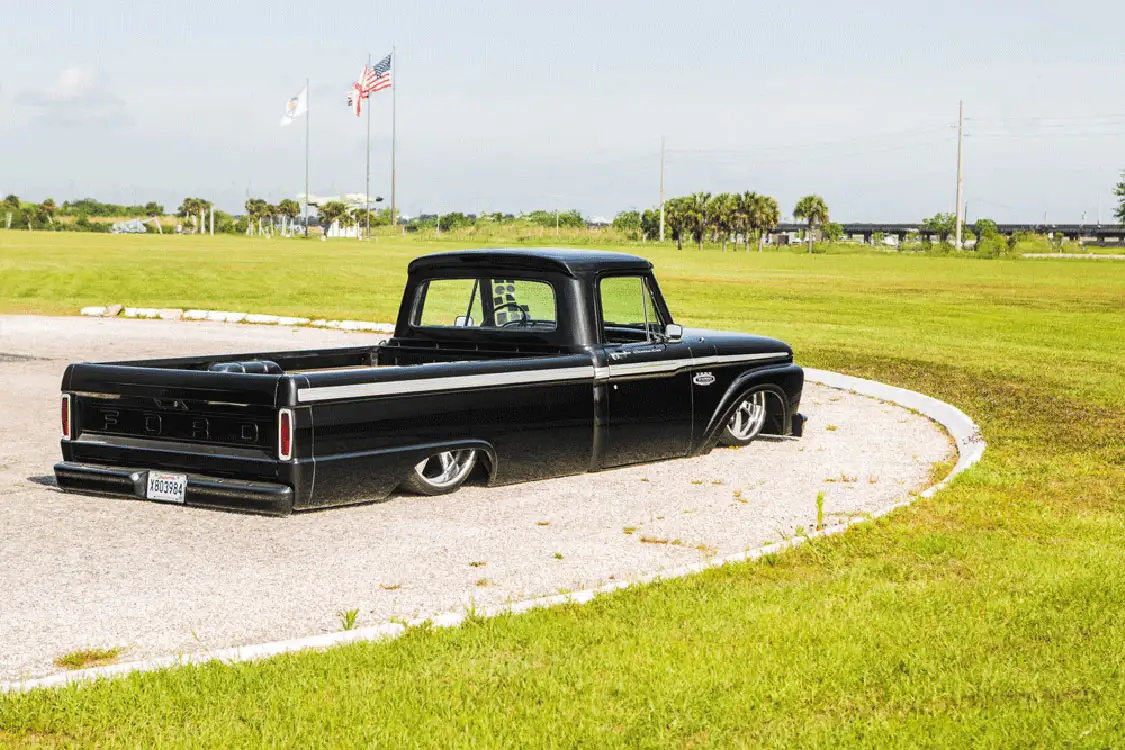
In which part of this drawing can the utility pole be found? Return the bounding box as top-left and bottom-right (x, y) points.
(954, 101), (965, 250)
(658, 135), (666, 243)
(305, 76), (310, 238)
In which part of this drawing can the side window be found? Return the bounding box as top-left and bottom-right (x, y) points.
(415, 279), (484, 327)
(599, 276), (661, 344)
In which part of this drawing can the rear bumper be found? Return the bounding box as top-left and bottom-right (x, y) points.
(53, 461), (294, 516)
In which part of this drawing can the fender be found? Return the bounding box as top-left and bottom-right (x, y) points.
(692, 363), (804, 455)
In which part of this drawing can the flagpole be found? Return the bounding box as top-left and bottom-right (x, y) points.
(391, 45), (397, 228)
(365, 53), (371, 241)
(304, 77), (310, 238)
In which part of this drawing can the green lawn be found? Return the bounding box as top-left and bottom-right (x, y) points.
(1, 232), (1124, 748)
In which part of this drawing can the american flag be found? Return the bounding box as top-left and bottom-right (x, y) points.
(348, 54), (393, 117)
(364, 53), (392, 94)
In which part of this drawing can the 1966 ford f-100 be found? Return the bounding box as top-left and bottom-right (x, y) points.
(55, 248), (805, 515)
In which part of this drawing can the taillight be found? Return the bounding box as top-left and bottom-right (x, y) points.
(278, 408), (293, 461)
(61, 394), (72, 440)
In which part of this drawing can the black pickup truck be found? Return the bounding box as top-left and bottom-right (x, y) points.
(55, 248), (805, 515)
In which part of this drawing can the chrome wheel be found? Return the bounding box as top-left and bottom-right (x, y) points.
(400, 449), (478, 495)
(724, 392), (767, 444)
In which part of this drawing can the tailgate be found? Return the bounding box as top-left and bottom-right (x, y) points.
(64, 364), (287, 457)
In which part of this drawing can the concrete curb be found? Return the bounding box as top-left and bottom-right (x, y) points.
(79, 307), (394, 333)
(0, 369), (985, 694)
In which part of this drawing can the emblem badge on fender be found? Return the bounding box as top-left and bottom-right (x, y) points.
(693, 371), (715, 386)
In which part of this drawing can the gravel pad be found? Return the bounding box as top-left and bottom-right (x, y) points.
(0, 316), (953, 680)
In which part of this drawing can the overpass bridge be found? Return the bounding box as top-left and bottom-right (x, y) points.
(773, 223), (1125, 245)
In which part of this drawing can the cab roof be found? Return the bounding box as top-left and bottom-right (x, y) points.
(408, 248), (653, 278)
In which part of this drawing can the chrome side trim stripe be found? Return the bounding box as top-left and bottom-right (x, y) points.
(606, 360), (685, 377)
(297, 366), (596, 403)
(607, 352), (789, 379)
(691, 352), (790, 367)
(297, 352), (790, 402)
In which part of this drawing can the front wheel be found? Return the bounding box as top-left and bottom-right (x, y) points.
(720, 392), (767, 446)
(399, 450), (478, 496)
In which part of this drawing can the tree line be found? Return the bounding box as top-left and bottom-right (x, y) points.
(613, 193), (829, 252)
(7, 172), (1124, 238)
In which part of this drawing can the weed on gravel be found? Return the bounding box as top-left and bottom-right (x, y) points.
(337, 609), (359, 631)
(52, 648), (120, 671)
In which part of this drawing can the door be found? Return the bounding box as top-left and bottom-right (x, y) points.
(597, 275), (693, 468)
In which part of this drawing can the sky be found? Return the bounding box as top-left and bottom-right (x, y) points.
(1, 0), (1124, 223)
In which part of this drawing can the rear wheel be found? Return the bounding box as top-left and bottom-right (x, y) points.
(399, 450), (478, 496)
(721, 391), (767, 446)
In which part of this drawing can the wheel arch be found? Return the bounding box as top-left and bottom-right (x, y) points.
(694, 365), (802, 454)
(397, 438), (499, 484)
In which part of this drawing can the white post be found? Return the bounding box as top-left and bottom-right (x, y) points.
(199, 207), (205, 236)
(209, 207), (214, 236)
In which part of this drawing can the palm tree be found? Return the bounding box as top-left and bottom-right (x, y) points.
(318, 201), (347, 237)
(276, 198), (300, 235)
(278, 198), (300, 217)
(708, 193), (739, 252)
(664, 197), (691, 250)
(748, 193), (781, 252)
(338, 209), (355, 235)
(793, 195), (829, 254)
(3, 195), (19, 209)
(688, 191), (711, 250)
(40, 198), (57, 227)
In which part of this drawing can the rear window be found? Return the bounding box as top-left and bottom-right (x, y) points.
(415, 278), (557, 331)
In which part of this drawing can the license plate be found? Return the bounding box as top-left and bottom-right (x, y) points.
(146, 472), (187, 504)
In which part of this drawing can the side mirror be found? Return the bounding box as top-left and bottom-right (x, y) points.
(665, 323), (683, 341)
(453, 315), (475, 327)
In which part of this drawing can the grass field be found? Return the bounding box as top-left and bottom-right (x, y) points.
(1, 232), (1124, 747)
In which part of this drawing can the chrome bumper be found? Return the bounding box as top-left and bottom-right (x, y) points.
(53, 462), (294, 516)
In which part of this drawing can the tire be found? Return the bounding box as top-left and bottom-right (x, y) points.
(399, 449), (478, 496)
(720, 391), (768, 446)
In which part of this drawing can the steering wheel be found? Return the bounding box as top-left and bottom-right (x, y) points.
(491, 301), (529, 327)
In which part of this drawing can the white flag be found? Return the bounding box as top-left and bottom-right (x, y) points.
(280, 86), (308, 127)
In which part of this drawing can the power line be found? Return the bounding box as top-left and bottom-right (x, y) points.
(966, 113), (1125, 123)
(966, 130), (1125, 138)
(664, 135), (957, 168)
(664, 125), (955, 156)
